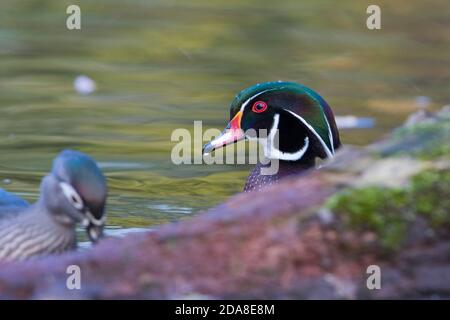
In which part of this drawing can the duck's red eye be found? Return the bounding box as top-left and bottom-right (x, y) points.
(252, 101), (268, 113)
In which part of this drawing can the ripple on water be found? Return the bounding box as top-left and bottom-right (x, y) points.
(147, 203), (192, 214)
(98, 162), (153, 170)
(78, 226), (153, 250)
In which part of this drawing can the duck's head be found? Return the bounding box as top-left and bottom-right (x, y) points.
(40, 149), (107, 243)
(203, 81), (341, 162)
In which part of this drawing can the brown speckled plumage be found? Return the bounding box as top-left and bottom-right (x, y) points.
(0, 206), (76, 262)
(244, 157), (315, 192)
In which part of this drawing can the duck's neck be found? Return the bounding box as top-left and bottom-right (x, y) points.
(244, 156), (316, 192)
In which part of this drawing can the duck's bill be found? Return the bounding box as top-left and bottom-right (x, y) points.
(202, 129), (245, 155)
(87, 223), (104, 243)
(83, 210), (106, 243)
(203, 111), (245, 155)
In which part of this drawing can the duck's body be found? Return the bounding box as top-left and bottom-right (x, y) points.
(244, 157), (315, 192)
(0, 150), (107, 262)
(203, 81), (341, 191)
(0, 203), (77, 260)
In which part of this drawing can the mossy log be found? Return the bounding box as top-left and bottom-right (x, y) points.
(0, 107), (449, 299)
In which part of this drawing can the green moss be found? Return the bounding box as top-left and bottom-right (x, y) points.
(410, 169), (450, 227)
(326, 168), (450, 251)
(326, 187), (408, 250)
(384, 115), (450, 159)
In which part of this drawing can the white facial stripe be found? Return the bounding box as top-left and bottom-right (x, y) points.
(59, 183), (105, 226)
(59, 182), (84, 210)
(85, 210), (106, 226)
(270, 137), (309, 161)
(239, 88), (277, 113)
(323, 115), (334, 153)
(285, 110), (333, 158)
(261, 113), (310, 161)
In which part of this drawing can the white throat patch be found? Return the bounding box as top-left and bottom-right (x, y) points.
(285, 110), (333, 158)
(258, 113), (310, 161)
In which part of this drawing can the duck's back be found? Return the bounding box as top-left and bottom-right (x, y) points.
(0, 189), (29, 219)
(0, 199), (77, 262)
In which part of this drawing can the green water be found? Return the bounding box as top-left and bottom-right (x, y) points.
(0, 0), (449, 232)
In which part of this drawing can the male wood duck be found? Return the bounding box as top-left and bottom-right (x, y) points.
(0, 150), (107, 261)
(203, 81), (341, 192)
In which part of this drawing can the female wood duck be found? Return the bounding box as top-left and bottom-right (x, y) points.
(203, 81), (341, 192)
(0, 150), (107, 261)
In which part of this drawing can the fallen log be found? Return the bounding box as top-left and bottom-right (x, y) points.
(0, 107), (448, 299)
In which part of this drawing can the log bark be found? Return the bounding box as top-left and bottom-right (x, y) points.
(0, 108), (449, 299)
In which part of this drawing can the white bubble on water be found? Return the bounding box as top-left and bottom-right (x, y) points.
(74, 75), (96, 95)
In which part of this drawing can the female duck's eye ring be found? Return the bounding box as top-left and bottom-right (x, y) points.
(60, 182), (84, 210)
(252, 101), (268, 113)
